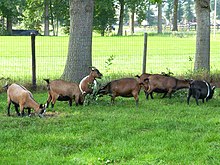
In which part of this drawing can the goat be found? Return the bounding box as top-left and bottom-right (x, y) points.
(97, 78), (141, 106)
(44, 79), (83, 108)
(138, 74), (190, 99)
(79, 67), (103, 95)
(136, 73), (169, 99)
(6, 83), (46, 117)
(187, 80), (215, 105)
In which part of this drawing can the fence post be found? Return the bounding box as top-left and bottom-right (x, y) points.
(31, 32), (37, 90)
(142, 33), (148, 74)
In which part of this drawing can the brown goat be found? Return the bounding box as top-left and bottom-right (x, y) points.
(7, 83), (46, 117)
(97, 78), (141, 106)
(44, 79), (83, 108)
(136, 73), (166, 99)
(138, 74), (190, 99)
(79, 67), (103, 95)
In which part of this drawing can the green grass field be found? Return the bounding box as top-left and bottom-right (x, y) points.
(0, 90), (220, 164)
(0, 33), (220, 164)
(0, 33), (220, 84)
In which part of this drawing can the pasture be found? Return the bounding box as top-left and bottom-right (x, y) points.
(0, 33), (220, 84)
(0, 90), (220, 164)
(0, 33), (220, 164)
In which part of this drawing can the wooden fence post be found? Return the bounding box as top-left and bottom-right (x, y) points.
(142, 33), (148, 74)
(31, 32), (37, 90)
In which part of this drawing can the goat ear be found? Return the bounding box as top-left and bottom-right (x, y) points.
(212, 86), (216, 91)
(135, 75), (140, 78)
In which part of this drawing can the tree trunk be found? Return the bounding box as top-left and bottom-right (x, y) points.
(117, 0), (124, 36)
(172, 0), (178, 31)
(61, 0), (94, 83)
(1, 17), (5, 32)
(44, 0), (50, 36)
(194, 0), (210, 72)
(49, 0), (55, 36)
(157, 3), (162, 34)
(6, 15), (12, 35)
(130, 10), (135, 35)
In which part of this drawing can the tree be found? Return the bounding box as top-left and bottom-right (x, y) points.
(44, 0), (49, 35)
(145, 2), (156, 26)
(164, 0), (173, 26)
(194, 0), (210, 72)
(150, 0), (163, 33)
(127, 0), (149, 34)
(49, 0), (69, 36)
(211, 0), (220, 19)
(172, 0), (178, 31)
(184, 0), (195, 23)
(23, 0), (44, 32)
(117, 0), (125, 36)
(157, 2), (162, 33)
(0, 0), (26, 35)
(178, 0), (184, 23)
(61, 0), (94, 83)
(93, 0), (116, 36)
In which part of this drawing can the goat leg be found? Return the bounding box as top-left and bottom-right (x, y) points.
(19, 105), (25, 117)
(187, 89), (192, 105)
(46, 94), (52, 108)
(7, 102), (11, 116)
(195, 98), (199, 105)
(111, 96), (115, 105)
(27, 108), (31, 116)
(162, 92), (168, 98)
(14, 105), (20, 116)
(69, 99), (72, 106)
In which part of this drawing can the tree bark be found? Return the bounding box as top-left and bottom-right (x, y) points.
(157, 3), (162, 34)
(117, 0), (125, 36)
(49, 0), (55, 36)
(6, 15), (12, 35)
(61, 0), (94, 83)
(44, 0), (50, 36)
(130, 10), (134, 35)
(172, 0), (178, 31)
(194, 0), (210, 72)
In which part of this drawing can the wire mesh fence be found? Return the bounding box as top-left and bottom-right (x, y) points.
(0, 33), (219, 85)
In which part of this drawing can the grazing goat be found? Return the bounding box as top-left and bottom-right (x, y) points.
(44, 79), (83, 108)
(138, 74), (190, 99)
(136, 73), (165, 99)
(98, 78), (141, 106)
(187, 80), (215, 105)
(79, 67), (103, 95)
(6, 83), (45, 117)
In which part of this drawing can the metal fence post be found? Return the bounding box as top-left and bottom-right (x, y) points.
(31, 32), (37, 90)
(142, 33), (148, 74)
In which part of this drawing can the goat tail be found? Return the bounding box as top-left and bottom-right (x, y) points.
(43, 79), (50, 84)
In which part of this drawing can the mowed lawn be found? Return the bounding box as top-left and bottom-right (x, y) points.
(0, 89), (220, 164)
(0, 33), (220, 164)
(0, 33), (220, 83)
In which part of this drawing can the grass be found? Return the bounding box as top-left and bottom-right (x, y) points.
(0, 33), (220, 164)
(0, 33), (220, 84)
(0, 89), (220, 164)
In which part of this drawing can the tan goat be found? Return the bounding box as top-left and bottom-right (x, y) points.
(6, 83), (46, 117)
(44, 79), (83, 108)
